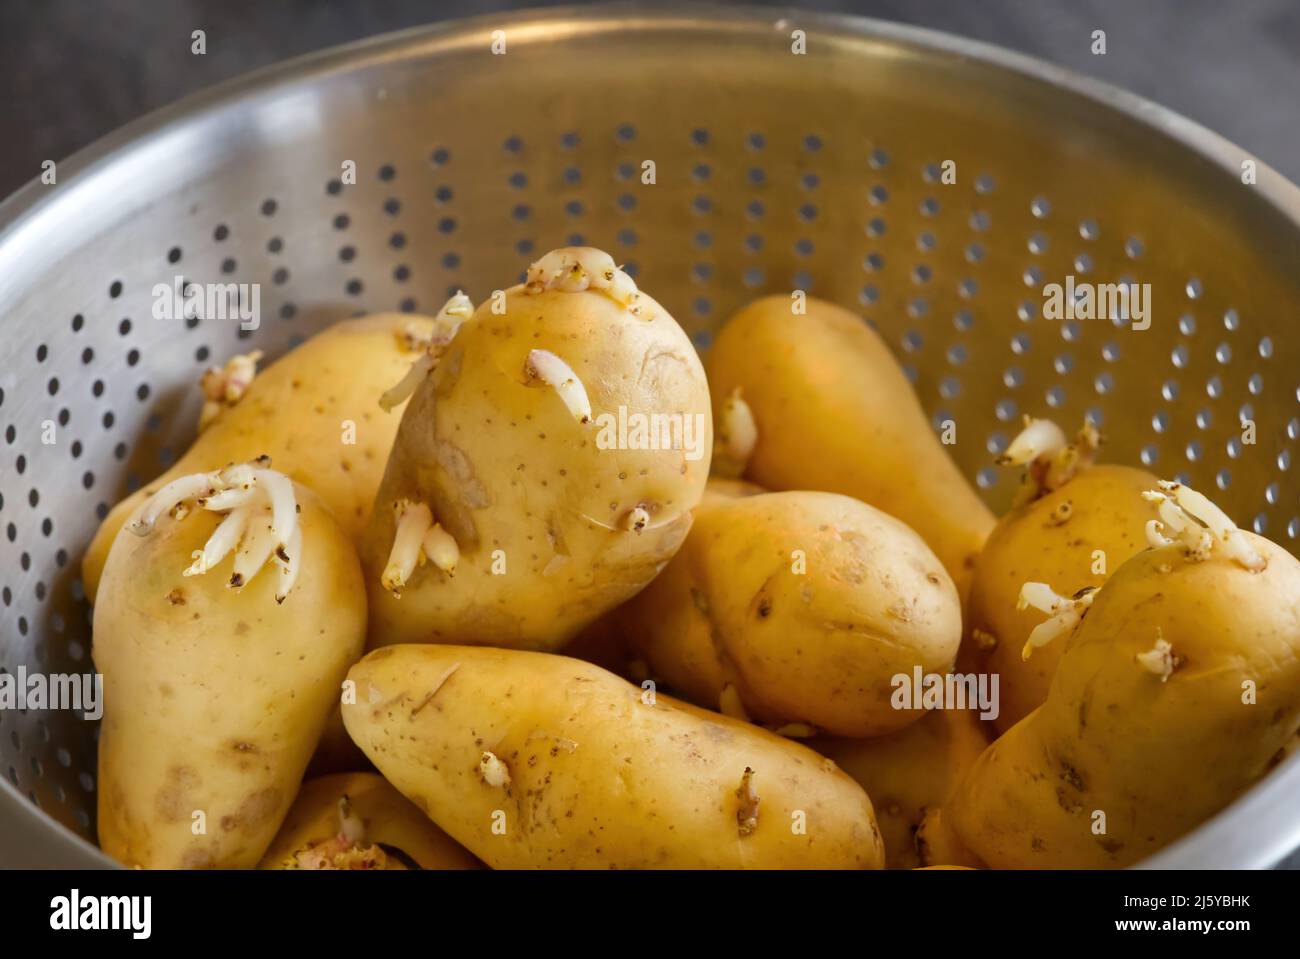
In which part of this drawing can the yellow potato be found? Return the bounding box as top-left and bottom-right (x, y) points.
(363, 248), (711, 650)
(94, 477), (365, 869)
(82, 313), (434, 602)
(706, 295), (994, 600)
(813, 708), (992, 868)
(950, 496), (1300, 868)
(621, 489), (962, 736)
(966, 462), (1156, 732)
(260, 773), (480, 869)
(342, 644), (886, 869)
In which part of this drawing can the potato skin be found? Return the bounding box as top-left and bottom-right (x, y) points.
(362, 287), (711, 650)
(950, 533), (1300, 868)
(94, 486), (366, 869)
(342, 645), (885, 869)
(622, 490), (962, 736)
(966, 464), (1156, 731)
(259, 773), (481, 870)
(706, 295), (993, 600)
(813, 709), (991, 868)
(82, 314), (433, 602)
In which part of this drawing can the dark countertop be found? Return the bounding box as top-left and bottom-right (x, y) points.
(2, 0), (1299, 199)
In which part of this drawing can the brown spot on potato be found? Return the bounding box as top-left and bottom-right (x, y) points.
(166, 588), (186, 606)
(1059, 761), (1086, 792)
(155, 766), (201, 823)
(180, 847), (215, 869)
(228, 787), (281, 834)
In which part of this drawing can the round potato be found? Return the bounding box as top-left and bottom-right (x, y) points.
(363, 248), (711, 650)
(621, 489), (962, 736)
(342, 644), (886, 869)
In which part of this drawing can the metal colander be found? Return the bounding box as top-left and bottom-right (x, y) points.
(3, 6), (1299, 869)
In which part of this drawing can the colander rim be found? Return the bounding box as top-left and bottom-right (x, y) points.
(2, 2), (1297, 871)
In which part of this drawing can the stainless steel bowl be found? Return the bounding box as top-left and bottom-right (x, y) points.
(3, 5), (1299, 869)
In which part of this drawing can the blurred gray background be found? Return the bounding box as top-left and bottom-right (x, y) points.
(1, 0), (1299, 200)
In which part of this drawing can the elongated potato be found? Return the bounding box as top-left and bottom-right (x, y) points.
(82, 312), (437, 601)
(813, 709), (991, 868)
(363, 248), (711, 650)
(94, 467), (366, 868)
(621, 489), (962, 736)
(706, 295), (993, 600)
(950, 484), (1300, 868)
(966, 420), (1157, 731)
(342, 644), (885, 869)
(260, 773), (480, 870)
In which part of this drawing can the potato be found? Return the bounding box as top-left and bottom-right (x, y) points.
(342, 644), (885, 869)
(965, 419), (1157, 731)
(949, 485), (1300, 868)
(706, 295), (993, 601)
(813, 709), (991, 868)
(621, 489), (962, 736)
(260, 773), (480, 869)
(94, 466), (365, 868)
(362, 248), (711, 650)
(82, 312), (437, 602)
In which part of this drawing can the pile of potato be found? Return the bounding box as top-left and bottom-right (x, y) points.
(85, 247), (1300, 869)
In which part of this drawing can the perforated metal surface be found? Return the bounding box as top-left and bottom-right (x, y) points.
(3, 7), (1300, 868)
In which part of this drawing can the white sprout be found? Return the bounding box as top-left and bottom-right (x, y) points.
(714, 388), (758, 477)
(200, 483), (261, 512)
(524, 349), (592, 424)
(274, 523), (304, 604)
(337, 795), (365, 844)
(198, 350), (262, 431)
(421, 523), (459, 574)
(128, 472), (222, 535)
(1018, 582), (1097, 661)
(1135, 632), (1178, 682)
(479, 751), (511, 788)
(185, 503), (253, 577)
(230, 512), (277, 590)
(378, 353), (436, 413)
(1142, 481), (1265, 571)
(131, 458), (305, 600)
(523, 247), (647, 316)
(998, 417), (1068, 466)
(1002, 417), (1102, 504)
(380, 502), (461, 592)
(382, 500), (433, 593)
(378, 291), (475, 412)
(250, 467), (298, 552)
(623, 506), (650, 533)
